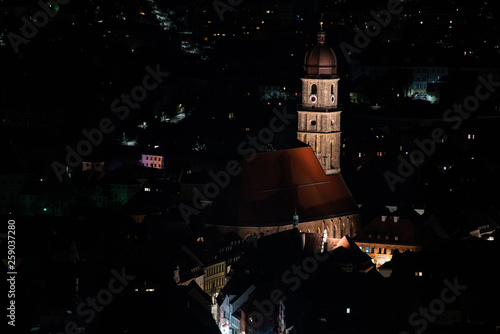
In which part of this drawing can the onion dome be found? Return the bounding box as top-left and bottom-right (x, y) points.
(304, 26), (338, 77)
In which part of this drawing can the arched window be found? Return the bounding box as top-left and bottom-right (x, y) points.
(311, 84), (317, 95)
(348, 217), (354, 236)
(333, 225), (338, 238)
(331, 84), (334, 94)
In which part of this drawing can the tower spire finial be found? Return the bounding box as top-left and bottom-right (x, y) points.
(317, 14), (326, 44)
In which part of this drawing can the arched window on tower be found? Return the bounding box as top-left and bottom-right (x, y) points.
(311, 84), (317, 95)
(331, 84), (334, 94)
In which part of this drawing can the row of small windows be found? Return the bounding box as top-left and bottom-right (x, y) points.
(368, 234), (399, 241)
(310, 84), (335, 95)
(206, 263), (224, 277)
(230, 239), (244, 246)
(205, 276), (224, 291)
(299, 220), (353, 237)
(362, 246), (409, 254)
(144, 156), (162, 161)
(144, 163), (161, 168)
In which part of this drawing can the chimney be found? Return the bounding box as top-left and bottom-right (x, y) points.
(393, 216), (400, 223)
(381, 215), (387, 222)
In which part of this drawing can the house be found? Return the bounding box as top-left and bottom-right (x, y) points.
(353, 215), (422, 267)
(216, 228), (379, 334)
(141, 153), (165, 169)
(172, 226), (246, 323)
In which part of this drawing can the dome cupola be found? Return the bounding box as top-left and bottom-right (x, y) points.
(304, 23), (338, 77)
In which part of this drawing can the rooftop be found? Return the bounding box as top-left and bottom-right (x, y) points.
(353, 216), (421, 246)
(211, 147), (358, 226)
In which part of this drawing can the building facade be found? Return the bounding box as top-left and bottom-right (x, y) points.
(209, 25), (360, 241)
(353, 215), (422, 267)
(297, 27), (342, 175)
(141, 154), (165, 169)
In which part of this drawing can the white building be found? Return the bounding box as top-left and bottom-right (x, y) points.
(218, 285), (256, 334)
(140, 154), (164, 169)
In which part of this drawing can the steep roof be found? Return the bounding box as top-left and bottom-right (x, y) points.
(212, 147), (357, 226)
(353, 216), (421, 246)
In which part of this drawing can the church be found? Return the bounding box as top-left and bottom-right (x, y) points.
(208, 26), (360, 241)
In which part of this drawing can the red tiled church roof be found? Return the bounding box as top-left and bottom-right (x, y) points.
(213, 147), (357, 226)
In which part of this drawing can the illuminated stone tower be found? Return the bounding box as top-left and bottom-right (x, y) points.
(297, 23), (341, 175)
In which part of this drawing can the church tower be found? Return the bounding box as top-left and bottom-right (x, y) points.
(297, 23), (341, 175)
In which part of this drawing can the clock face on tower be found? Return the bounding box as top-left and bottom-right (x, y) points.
(331, 94), (335, 104)
(310, 94), (317, 103)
